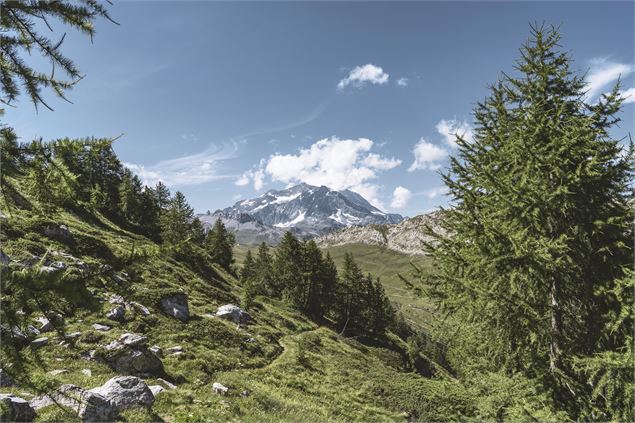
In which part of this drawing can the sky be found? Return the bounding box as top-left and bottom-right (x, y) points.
(7, 1), (635, 216)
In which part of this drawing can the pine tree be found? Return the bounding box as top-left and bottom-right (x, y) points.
(254, 242), (274, 295)
(118, 169), (143, 224)
(190, 217), (207, 245)
(241, 250), (258, 310)
(154, 182), (171, 210)
(205, 218), (235, 270)
(420, 24), (633, 413)
(333, 253), (366, 336)
(302, 240), (326, 318)
(272, 231), (304, 303)
(160, 191), (194, 246)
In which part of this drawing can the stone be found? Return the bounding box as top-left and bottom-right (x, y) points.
(36, 316), (54, 332)
(246, 337), (257, 343)
(44, 224), (72, 240)
(0, 325), (28, 347)
(104, 347), (164, 376)
(48, 369), (68, 376)
(31, 384), (116, 422)
(0, 394), (36, 422)
(212, 382), (229, 395)
(89, 376), (154, 412)
(157, 378), (176, 389)
(92, 323), (111, 332)
(215, 304), (251, 324)
(82, 369), (92, 377)
(40, 265), (62, 274)
(149, 385), (165, 396)
(131, 301), (151, 316)
(166, 345), (183, 354)
(31, 337), (49, 348)
(65, 331), (82, 340)
(240, 389), (251, 397)
(0, 368), (15, 387)
(160, 293), (189, 322)
(108, 294), (125, 305)
(0, 250), (9, 267)
(106, 305), (125, 321)
(49, 261), (67, 270)
(119, 333), (148, 347)
(149, 345), (163, 357)
(26, 325), (40, 336)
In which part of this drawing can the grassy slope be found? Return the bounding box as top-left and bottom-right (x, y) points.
(235, 243), (435, 331)
(1, 187), (465, 422)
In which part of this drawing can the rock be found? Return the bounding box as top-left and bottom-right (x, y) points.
(240, 389), (251, 397)
(215, 304), (251, 324)
(65, 331), (82, 340)
(89, 376), (154, 412)
(149, 385), (165, 396)
(106, 305), (125, 321)
(0, 368), (15, 387)
(36, 316), (54, 332)
(157, 378), (176, 389)
(212, 382), (229, 395)
(40, 265), (62, 274)
(149, 345), (163, 357)
(44, 224), (72, 240)
(32, 384), (116, 422)
(246, 337), (257, 343)
(119, 333), (148, 347)
(131, 301), (151, 316)
(92, 323), (111, 332)
(0, 394), (36, 422)
(31, 337), (49, 348)
(0, 250), (9, 267)
(48, 369), (68, 376)
(104, 347), (164, 376)
(166, 345), (183, 354)
(49, 261), (67, 270)
(82, 369), (92, 377)
(108, 294), (125, 305)
(160, 293), (189, 322)
(0, 325), (28, 347)
(26, 325), (41, 336)
(170, 351), (184, 357)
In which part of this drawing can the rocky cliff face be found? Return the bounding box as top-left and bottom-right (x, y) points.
(315, 211), (446, 256)
(197, 183), (404, 244)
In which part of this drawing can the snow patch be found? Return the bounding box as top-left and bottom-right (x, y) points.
(274, 211), (306, 228)
(272, 192), (301, 204)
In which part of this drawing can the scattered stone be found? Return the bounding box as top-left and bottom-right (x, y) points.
(160, 293), (189, 322)
(149, 345), (163, 357)
(65, 331), (82, 340)
(36, 316), (53, 332)
(31, 384), (116, 422)
(26, 325), (41, 336)
(89, 376), (154, 412)
(246, 337), (257, 343)
(48, 369), (68, 376)
(31, 337), (49, 348)
(212, 382), (229, 395)
(108, 294), (125, 305)
(0, 394), (36, 422)
(44, 224), (72, 240)
(131, 302), (151, 316)
(119, 333), (148, 347)
(0, 325), (28, 346)
(0, 250), (9, 267)
(39, 265), (62, 274)
(0, 368), (15, 387)
(240, 389), (251, 397)
(215, 304), (251, 324)
(82, 368), (92, 377)
(92, 323), (111, 332)
(157, 378), (176, 389)
(103, 346), (164, 376)
(106, 305), (125, 321)
(49, 261), (67, 270)
(59, 342), (71, 348)
(149, 385), (165, 396)
(166, 345), (183, 355)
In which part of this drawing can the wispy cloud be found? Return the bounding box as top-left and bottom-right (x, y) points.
(585, 58), (634, 101)
(125, 142), (240, 187)
(396, 77), (409, 87)
(619, 86), (635, 104)
(337, 64), (389, 90)
(436, 119), (474, 149)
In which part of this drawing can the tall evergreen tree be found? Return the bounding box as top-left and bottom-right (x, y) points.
(254, 242), (274, 295)
(205, 218), (235, 270)
(272, 231), (304, 303)
(154, 182), (171, 210)
(160, 191), (194, 246)
(419, 25), (633, 415)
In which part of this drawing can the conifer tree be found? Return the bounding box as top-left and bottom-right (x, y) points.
(241, 250), (258, 310)
(118, 169), (143, 224)
(333, 253), (366, 335)
(272, 231), (304, 303)
(154, 182), (171, 210)
(420, 24), (633, 414)
(254, 242), (274, 295)
(190, 217), (207, 245)
(205, 218), (235, 270)
(160, 191), (194, 246)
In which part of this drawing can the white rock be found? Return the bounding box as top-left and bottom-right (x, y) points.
(149, 385), (165, 396)
(215, 304), (251, 323)
(119, 333), (148, 347)
(0, 394), (36, 421)
(82, 368), (92, 377)
(89, 376), (154, 412)
(31, 337), (49, 348)
(212, 382), (229, 395)
(92, 323), (111, 332)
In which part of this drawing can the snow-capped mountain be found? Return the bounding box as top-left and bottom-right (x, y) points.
(197, 183), (404, 244)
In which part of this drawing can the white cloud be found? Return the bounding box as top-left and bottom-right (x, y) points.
(396, 77), (409, 87)
(436, 119), (474, 148)
(585, 58), (634, 101)
(238, 137), (401, 208)
(408, 138), (448, 172)
(125, 142), (238, 187)
(620, 87), (635, 104)
(337, 64), (389, 90)
(425, 186), (449, 199)
(390, 186), (412, 209)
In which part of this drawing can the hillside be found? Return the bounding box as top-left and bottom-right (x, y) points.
(316, 211), (446, 256)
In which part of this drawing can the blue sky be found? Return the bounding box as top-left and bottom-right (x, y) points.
(8, 1), (634, 216)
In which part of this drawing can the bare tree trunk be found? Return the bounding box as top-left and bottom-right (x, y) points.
(549, 278), (562, 372)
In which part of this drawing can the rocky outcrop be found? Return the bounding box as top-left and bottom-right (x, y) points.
(44, 224), (72, 241)
(89, 376), (154, 412)
(0, 394), (36, 422)
(160, 293), (189, 322)
(100, 334), (164, 376)
(30, 384), (116, 422)
(106, 305), (126, 321)
(215, 304), (251, 323)
(0, 368), (15, 387)
(30, 337), (49, 348)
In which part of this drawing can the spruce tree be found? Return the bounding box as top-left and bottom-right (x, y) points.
(420, 24), (633, 414)
(254, 242), (274, 295)
(160, 191), (194, 246)
(272, 231), (304, 301)
(301, 240), (325, 318)
(205, 218), (235, 270)
(154, 182), (171, 210)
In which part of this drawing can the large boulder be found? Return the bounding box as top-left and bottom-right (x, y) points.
(44, 224), (72, 241)
(215, 304), (251, 324)
(160, 293), (189, 322)
(0, 394), (36, 422)
(106, 305), (125, 322)
(101, 337), (164, 376)
(0, 250), (9, 267)
(30, 384), (116, 423)
(89, 376), (154, 412)
(0, 368), (15, 387)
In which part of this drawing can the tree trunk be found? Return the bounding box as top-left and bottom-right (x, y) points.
(549, 278), (562, 372)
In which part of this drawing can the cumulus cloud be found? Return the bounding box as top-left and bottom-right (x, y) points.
(425, 186), (449, 199)
(237, 137), (401, 208)
(408, 138), (448, 172)
(436, 119), (474, 148)
(338, 64), (389, 90)
(585, 58), (634, 101)
(396, 77), (409, 87)
(620, 86), (635, 104)
(125, 142), (238, 187)
(390, 186), (412, 209)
